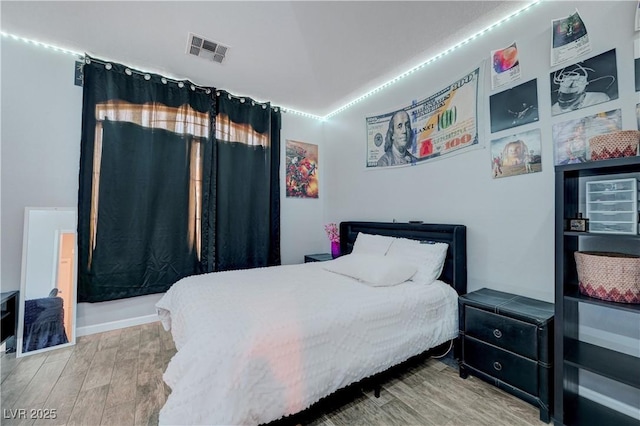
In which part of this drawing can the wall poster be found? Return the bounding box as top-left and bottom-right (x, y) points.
(489, 79), (539, 133)
(285, 140), (318, 198)
(491, 42), (521, 90)
(550, 9), (591, 67)
(366, 67), (481, 168)
(490, 129), (542, 179)
(552, 109), (622, 165)
(550, 49), (618, 116)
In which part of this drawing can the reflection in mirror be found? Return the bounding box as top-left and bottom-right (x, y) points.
(17, 208), (77, 357)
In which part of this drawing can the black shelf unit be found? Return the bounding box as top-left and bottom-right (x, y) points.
(554, 156), (640, 426)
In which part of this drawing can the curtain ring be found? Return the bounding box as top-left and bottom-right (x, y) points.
(144, 74), (151, 81)
(251, 101), (255, 106)
(161, 78), (168, 84)
(85, 57), (91, 64)
(262, 104), (267, 109)
(178, 82), (184, 88)
(216, 91), (220, 96)
(240, 98), (245, 103)
(125, 68), (132, 75)
(227, 94), (231, 100)
(105, 63), (112, 70)
(206, 89), (211, 95)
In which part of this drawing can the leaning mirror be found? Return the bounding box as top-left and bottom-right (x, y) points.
(17, 207), (77, 357)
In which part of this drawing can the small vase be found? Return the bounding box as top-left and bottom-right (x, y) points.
(331, 241), (340, 259)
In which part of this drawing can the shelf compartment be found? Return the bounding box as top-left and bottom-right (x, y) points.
(564, 288), (640, 314)
(564, 393), (640, 426)
(564, 338), (640, 389)
(563, 231), (640, 239)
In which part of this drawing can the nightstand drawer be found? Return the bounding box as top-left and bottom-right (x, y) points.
(465, 306), (537, 359)
(464, 336), (538, 395)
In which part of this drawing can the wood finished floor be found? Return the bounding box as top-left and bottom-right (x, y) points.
(1, 322), (546, 426)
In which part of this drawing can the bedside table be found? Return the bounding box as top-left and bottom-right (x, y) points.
(304, 253), (333, 263)
(459, 288), (554, 423)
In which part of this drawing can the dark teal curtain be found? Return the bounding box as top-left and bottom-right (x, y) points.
(78, 58), (216, 302)
(215, 91), (281, 270)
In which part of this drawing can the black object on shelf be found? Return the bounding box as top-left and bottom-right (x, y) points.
(555, 156), (640, 426)
(459, 288), (554, 423)
(1, 291), (19, 353)
(304, 253), (333, 263)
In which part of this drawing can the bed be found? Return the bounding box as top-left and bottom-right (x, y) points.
(156, 221), (467, 425)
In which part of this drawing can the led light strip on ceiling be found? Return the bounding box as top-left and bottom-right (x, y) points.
(1, 0), (541, 121)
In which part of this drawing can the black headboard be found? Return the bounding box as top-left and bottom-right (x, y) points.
(339, 222), (467, 295)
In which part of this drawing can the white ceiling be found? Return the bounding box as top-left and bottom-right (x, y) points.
(1, 1), (530, 117)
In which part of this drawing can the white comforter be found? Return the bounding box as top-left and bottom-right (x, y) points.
(156, 262), (458, 425)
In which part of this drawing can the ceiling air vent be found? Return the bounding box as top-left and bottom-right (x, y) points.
(187, 33), (229, 64)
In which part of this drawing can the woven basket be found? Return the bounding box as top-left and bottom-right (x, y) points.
(574, 251), (640, 304)
(588, 130), (640, 161)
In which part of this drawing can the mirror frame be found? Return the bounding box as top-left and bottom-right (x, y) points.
(17, 207), (78, 358)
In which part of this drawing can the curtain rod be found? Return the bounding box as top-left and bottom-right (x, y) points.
(84, 55), (282, 112)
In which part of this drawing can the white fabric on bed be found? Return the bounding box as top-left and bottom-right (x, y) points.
(322, 253), (417, 286)
(155, 262), (458, 426)
(351, 232), (395, 255)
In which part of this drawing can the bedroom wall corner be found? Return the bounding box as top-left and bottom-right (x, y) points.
(321, 1), (637, 304)
(279, 113), (328, 265)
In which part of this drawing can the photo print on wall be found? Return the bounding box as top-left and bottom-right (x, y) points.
(491, 42), (521, 90)
(550, 49), (618, 116)
(490, 129), (542, 179)
(552, 109), (621, 165)
(635, 38), (640, 92)
(285, 140), (318, 198)
(489, 79), (539, 133)
(550, 9), (591, 67)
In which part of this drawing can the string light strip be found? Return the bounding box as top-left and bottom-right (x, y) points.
(2, 1), (539, 121)
(324, 0), (542, 119)
(0, 31), (321, 119)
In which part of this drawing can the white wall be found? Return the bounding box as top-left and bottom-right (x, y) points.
(280, 114), (327, 264)
(0, 40), (325, 329)
(323, 0), (638, 303)
(1, 0), (637, 327)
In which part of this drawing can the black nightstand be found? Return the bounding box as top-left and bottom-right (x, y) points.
(459, 288), (554, 423)
(1, 291), (19, 353)
(304, 253), (333, 263)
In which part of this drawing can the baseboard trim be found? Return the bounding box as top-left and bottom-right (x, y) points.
(76, 314), (159, 337)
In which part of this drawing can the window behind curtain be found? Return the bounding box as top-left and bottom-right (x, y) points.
(78, 60), (216, 302)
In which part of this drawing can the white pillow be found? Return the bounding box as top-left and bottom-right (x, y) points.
(322, 253), (417, 287)
(352, 233), (395, 256)
(386, 238), (449, 285)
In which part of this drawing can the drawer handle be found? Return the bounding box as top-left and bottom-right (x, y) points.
(493, 362), (502, 371)
(493, 329), (502, 339)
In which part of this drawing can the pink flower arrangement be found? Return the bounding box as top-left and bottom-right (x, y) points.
(324, 223), (339, 243)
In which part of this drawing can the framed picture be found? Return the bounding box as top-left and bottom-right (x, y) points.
(490, 129), (542, 179)
(489, 79), (539, 133)
(285, 140), (318, 198)
(550, 49), (618, 116)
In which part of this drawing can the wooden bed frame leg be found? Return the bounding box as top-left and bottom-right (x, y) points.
(374, 384), (381, 398)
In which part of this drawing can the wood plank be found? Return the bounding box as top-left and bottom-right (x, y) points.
(1, 353), (47, 407)
(19, 360), (68, 406)
(97, 329), (123, 351)
(101, 402), (136, 426)
(134, 371), (166, 426)
(60, 339), (98, 377)
(81, 347), (117, 391)
(116, 327), (141, 362)
(66, 384), (109, 426)
(43, 346), (74, 364)
(105, 358), (139, 408)
(33, 372), (86, 426)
